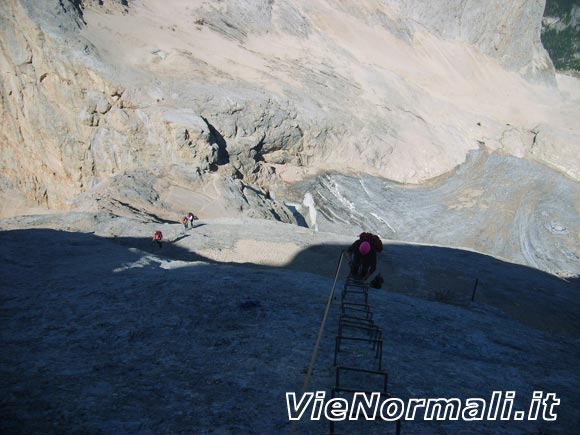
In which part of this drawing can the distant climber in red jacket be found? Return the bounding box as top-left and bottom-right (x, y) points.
(153, 230), (163, 248)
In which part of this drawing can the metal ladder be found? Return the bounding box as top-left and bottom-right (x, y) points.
(290, 251), (402, 435)
(329, 276), (401, 435)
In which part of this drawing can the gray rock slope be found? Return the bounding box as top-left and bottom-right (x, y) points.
(284, 150), (580, 278)
(1, 222), (578, 433)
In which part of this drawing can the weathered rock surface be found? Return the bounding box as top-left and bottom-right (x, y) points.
(2, 0), (578, 212)
(196, 0), (555, 81)
(389, 0), (555, 82)
(1, 217), (579, 433)
(1, 0), (579, 276)
(0, 0), (216, 210)
(284, 151), (580, 278)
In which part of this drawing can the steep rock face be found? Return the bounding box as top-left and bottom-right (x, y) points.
(389, 0), (555, 82)
(0, 0), (218, 210)
(196, 0), (555, 82)
(0, 0), (578, 221)
(0, 0), (312, 217)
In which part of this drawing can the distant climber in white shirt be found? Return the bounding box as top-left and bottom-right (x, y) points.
(303, 192), (318, 232)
